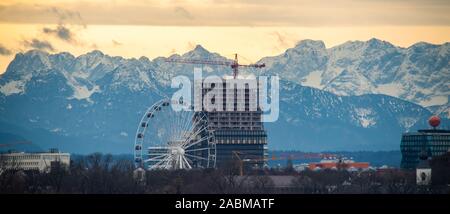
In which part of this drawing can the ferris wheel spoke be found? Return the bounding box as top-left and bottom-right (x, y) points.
(163, 111), (174, 143)
(185, 153), (208, 161)
(182, 155), (192, 169)
(180, 155), (186, 169)
(185, 147), (210, 152)
(172, 112), (185, 143)
(152, 156), (171, 169)
(174, 109), (188, 141)
(178, 113), (191, 140)
(152, 160), (165, 169)
(169, 110), (180, 142)
(148, 153), (171, 155)
(184, 135), (210, 150)
(174, 113), (186, 141)
(174, 110), (191, 143)
(181, 125), (208, 147)
(145, 158), (166, 163)
(180, 111), (191, 134)
(189, 116), (208, 139)
(150, 159), (165, 167)
(164, 157), (173, 169)
(153, 153), (171, 164)
(184, 113), (203, 134)
(145, 154), (169, 162)
(191, 113), (207, 131)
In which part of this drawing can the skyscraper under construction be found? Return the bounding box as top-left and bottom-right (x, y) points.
(194, 78), (268, 168)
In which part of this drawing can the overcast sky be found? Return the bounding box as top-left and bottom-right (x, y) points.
(0, 0), (449, 73)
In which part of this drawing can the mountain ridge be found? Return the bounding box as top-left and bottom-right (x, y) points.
(0, 38), (449, 153)
(257, 38), (449, 108)
(6, 37), (445, 108)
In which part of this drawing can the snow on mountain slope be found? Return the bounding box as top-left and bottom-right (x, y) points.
(323, 69), (376, 96)
(259, 38), (450, 108)
(428, 101), (450, 119)
(0, 74), (31, 96)
(0, 49), (157, 102)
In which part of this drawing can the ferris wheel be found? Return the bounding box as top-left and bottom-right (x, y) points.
(134, 98), (216, 170)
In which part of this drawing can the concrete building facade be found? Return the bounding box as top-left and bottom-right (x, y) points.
(0, 149), (70, 172)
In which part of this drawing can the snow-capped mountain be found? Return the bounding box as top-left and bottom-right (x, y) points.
(0, 40), (448, 153)
(268, 80), (433, 151)
(258, 38), (450, 108)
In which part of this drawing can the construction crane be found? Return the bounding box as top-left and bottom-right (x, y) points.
(165, 54), (265, 79)
(232, 151), (268, 176)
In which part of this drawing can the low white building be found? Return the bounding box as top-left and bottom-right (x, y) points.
(293, 163), (309, 172)
(0, 150), (70, 172)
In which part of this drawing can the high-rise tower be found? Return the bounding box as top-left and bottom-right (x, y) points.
(194, 78), (268, 168)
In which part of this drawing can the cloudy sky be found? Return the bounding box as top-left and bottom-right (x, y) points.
(0, 0), (449, 73)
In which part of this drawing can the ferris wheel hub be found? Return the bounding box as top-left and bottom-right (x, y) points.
(171, 146), (185, 155)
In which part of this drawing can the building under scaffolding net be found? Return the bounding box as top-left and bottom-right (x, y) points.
(194, 78), (268, 168)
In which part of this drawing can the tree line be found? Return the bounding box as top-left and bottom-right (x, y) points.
(0, 153), (449, 194)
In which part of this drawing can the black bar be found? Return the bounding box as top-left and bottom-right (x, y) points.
(1, 194), (449, 212)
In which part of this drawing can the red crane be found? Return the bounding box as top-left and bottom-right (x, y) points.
(165, 54), (265, 79)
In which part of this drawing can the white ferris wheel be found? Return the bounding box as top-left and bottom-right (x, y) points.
(134, 98), (216, 170)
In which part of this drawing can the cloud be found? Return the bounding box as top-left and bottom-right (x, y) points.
(0, 4), (86, 26)
(22, 39), (55, 52)
(0, 1), (448, 26)
(0, 44), (12, 56)
(112, 40), (122, 46)
(174, 7), (194, 20)
(272, 32), (289, 48)
(269, 31), (296, 51)
(90, 43), (98, 49)
(47, 6), (85, 27)
(40, 7), (85, 45)
(43, 24), (75, 43)
(186, 41), (196, 50)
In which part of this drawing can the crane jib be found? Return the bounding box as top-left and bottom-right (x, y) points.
(165, 54), (265, 79)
